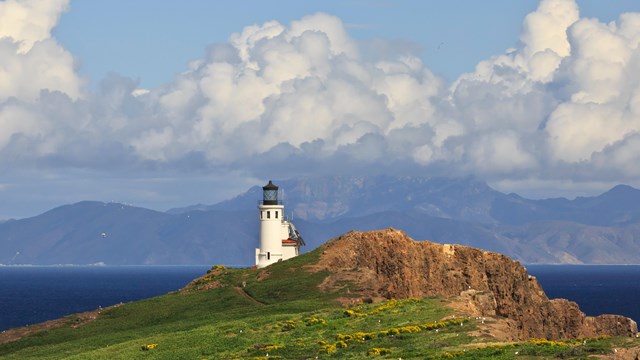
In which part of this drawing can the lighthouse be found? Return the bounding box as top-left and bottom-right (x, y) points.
(255, 180), (305, 268)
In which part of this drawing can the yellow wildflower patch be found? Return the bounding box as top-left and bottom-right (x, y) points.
(528, 339), (569, 347)
(262, 344), (285, 351)
(367, 347), (392, 356)
(320, 344), (337, 354)
(275, 320), (297, 331)
(140, 343), (158, 351)
(343, 309), (367, 317)
(304, 317), (327, 326)
(440, 351), (465, 358)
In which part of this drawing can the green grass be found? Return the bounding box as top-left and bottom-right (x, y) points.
(431, 337), (620, 359)
(0, 250), (636, 359)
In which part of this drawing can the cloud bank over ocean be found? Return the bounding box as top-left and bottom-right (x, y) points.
(1, 0), (640, 215)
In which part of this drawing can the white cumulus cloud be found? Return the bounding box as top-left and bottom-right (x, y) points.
(0, 0), (82, 101)
(2, 0), (640, 201)
(448, 0), (640, 184)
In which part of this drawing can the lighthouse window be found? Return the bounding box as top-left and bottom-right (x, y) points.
(267, 252), (271, 260)
(267, 211), (271, 219)
(275, 211), (278, 219)
(260, 211), (263, 219)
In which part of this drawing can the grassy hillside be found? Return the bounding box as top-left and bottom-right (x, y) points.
(0, 248), (636, 359)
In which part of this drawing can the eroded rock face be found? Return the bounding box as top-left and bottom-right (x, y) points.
(316, 228), (637, 340)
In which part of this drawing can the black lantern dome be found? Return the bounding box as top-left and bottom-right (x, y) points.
(262, 180), (279, 205)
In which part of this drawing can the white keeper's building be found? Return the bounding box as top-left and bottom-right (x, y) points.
(255, 180), (305, 268)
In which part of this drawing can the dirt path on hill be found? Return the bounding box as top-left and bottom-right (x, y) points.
(233, 287), (266, 306)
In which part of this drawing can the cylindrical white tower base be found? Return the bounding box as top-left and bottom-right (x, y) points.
(256, 204), (284, 268)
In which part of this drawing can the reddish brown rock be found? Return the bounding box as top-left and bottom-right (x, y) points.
(316, 228), (638, 340)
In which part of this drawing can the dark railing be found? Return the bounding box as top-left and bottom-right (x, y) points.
(257, 200), (283, 205)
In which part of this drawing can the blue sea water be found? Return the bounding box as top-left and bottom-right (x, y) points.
(527, 265), (640, 323)
(0, 265), (209, 331)
(0, 265), (638, 332)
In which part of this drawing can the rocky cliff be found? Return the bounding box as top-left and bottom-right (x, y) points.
(315, 229), (637, 340)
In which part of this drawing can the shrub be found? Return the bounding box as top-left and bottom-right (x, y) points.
(276, 320), (296, 331)
(439, 351), (464, 358)
(140, 343), (158, 351)
(343, 309), (366, 317)
(369, 299), (398, 314)
(386, 328), (400, 336)
(367, 347), (392, 356)
(351, 331), (376, 341)
(320, 344), (337, 354)
(262, 345), (285, 351)
(528, 339), (569, 347)
(336, 334), (353, 341)
(398, 325), (421, 333)
(304, 317), (327, 326)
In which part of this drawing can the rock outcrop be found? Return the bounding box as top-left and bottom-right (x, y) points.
(316, 228), (637, 340)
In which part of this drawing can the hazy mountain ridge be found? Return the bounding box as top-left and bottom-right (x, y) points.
(169, 176), (504, 224)
(0, 202), (258, 265)
(2, 176), (640, 265)
(170, 176), (640, 227)
(491, 185), (640, 226)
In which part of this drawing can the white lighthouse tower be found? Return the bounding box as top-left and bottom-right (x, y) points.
(255, 180), (305, 268)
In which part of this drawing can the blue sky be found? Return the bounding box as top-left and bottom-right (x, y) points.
(1, 0), (640, 219)
(52, 1), (637, 88)
(52, 1), (536, 88)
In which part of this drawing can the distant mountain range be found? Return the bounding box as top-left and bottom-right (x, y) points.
(2, 176), (640, 265)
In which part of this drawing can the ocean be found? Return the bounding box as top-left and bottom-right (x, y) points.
(0, 265), (209, 331)
(527, 265), (640, 323)
(0, 265), (638, 332)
